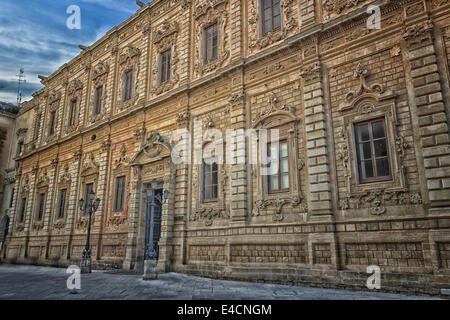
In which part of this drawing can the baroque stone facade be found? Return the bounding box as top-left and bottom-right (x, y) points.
(1, 0), (450, 295)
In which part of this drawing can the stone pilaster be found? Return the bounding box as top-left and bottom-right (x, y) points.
(65, 149), (82, 259)
(123, 166), (142, 270)
(93, 138), (111, 233)
(228, 83), (247, 223)
(300, 62), (333, 219)
(157, 172), (176, 272)
(21, 165), (39, 259)
(300, 0), (316, 28)
(229, 0), (242, 63)
(43, 159), (58, 233)
(7, 170), (21, 238)
(404, 19), (450, 212)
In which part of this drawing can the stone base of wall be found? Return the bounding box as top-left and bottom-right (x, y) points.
(176, 264), (449, 297)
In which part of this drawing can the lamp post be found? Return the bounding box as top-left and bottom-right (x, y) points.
(79, 190), (101, 273)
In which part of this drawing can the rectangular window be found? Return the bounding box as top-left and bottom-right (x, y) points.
(203, 161), (218, 202)
(48, 111), (56, 136)
(19, 198), (27, 223)
(37, 193), (45, 221)
(34, 114), (41, 140)
(84, 183), (94, 213)
(68, 99), (76, 127)
(160, 50), (171, 84)
(124, 71), (133, 101)
(57, 189), (67, 219)
(114, 176), (126, 212)
(355, 118), (391, 183)
(204, 24), (218, 63)
(94, 86), (103, 114)
(267, 141), (290, 193)
(262, 0), (281, 35)
(9, 188), (14, 208)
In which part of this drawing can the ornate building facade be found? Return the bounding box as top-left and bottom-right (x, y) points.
(1, 0), (450, 294)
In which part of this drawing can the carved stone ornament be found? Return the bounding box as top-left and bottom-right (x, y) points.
(252, 194), (307, 221)
(322, 0), (367, 20)
(81, 153), (99, 176)
(252, 92), (296, 128)
(48, 90), (61, 104)
(193, 0), (230, 76)
(190, 207), (229, 226)
(228, 91), (245, 109)
(403, 19), (434, 48)
(299, 62), (322, 83)
(36, 169), (50, 188)
(151, 20), (180, 95)
(176, 110), (191, 127)
(248, 0), (299, 51)
(115, 144), (130, 168)
(339, 63), (394, 112)
(21, 174), (30, 196)
(131, 131), (173, 165)
(59, 163), (72, 187)
(107, 215), (128, 230)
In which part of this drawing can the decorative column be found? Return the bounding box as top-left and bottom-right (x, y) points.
(403, 19), (450, 212)
(300, 62), (333, 219)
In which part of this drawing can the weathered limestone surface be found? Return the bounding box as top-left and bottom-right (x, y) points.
(1, 0), (450, 295)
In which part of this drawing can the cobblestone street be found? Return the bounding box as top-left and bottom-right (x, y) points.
(0, 264), (441, 300)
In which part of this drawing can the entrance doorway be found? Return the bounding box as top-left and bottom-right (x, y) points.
(144, 182), (163, 261)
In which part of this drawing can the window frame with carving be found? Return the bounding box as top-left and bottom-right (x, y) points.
(193, 1), (230, 77)
(90, 61), (109, 123)
(336, 63), (420, 214)
(151, 20), (179, 95)
(117, 45), (141, 111)
(250, 92), (305, 221)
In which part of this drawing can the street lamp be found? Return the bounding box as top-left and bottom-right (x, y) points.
(79, 190), (101, 273)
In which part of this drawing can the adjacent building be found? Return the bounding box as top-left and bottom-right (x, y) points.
(1, 0), (450, 294)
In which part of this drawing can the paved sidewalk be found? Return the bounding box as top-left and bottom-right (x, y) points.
(0, 264), (440, 300)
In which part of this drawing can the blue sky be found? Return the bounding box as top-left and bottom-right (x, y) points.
(0, 0), (144, 104)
